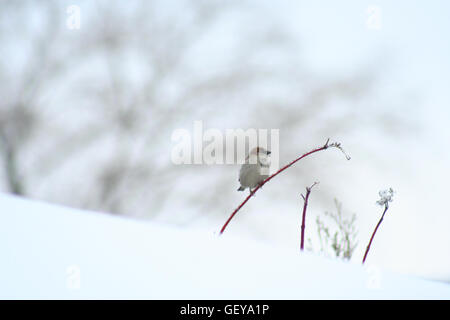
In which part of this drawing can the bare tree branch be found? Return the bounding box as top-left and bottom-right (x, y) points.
(220, 139), (350, 235)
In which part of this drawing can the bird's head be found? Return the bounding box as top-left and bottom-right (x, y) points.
(249, 146), (271, 156)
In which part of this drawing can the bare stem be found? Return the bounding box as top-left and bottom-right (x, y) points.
(362, 205), (389, 264)
(300, 182), (319, 251)
(219, 138), (350, 235)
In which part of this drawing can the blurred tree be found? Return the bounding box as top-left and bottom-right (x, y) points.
(0, 0), (62, 195)
(0, 0), (398, 223)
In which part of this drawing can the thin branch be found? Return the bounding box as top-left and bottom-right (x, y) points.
(362, 205), (389, 264)
(219, 138), (350, 235)
(300, 182), (319, 251)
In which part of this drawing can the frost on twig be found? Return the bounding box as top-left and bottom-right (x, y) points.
(376, 188), (394, 208)
(362, 188), (395, 264)
(325, 139), (351, 161)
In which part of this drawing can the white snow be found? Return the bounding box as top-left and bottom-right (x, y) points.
(0, 192), (449, 299)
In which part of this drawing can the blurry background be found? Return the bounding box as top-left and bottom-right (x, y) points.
(1, 0), (449, 281)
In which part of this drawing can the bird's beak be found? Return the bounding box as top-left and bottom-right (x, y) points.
(266, 150), (271, 155)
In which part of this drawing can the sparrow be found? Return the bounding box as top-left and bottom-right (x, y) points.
(237, 147), (271, 193)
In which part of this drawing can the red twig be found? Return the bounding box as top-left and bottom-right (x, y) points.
(362, 205), (389, 264)
(219, 138), (350, 235)
(300, 182), (319, 251)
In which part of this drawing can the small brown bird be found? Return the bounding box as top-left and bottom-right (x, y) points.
(237, 147), (271, 193)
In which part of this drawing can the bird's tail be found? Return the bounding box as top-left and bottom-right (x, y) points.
(237, 186), (245, 191)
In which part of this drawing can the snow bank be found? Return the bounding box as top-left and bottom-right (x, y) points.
(0, 193), (449, 299)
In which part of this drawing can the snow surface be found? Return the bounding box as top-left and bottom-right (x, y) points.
(0, 192), (449, 299)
